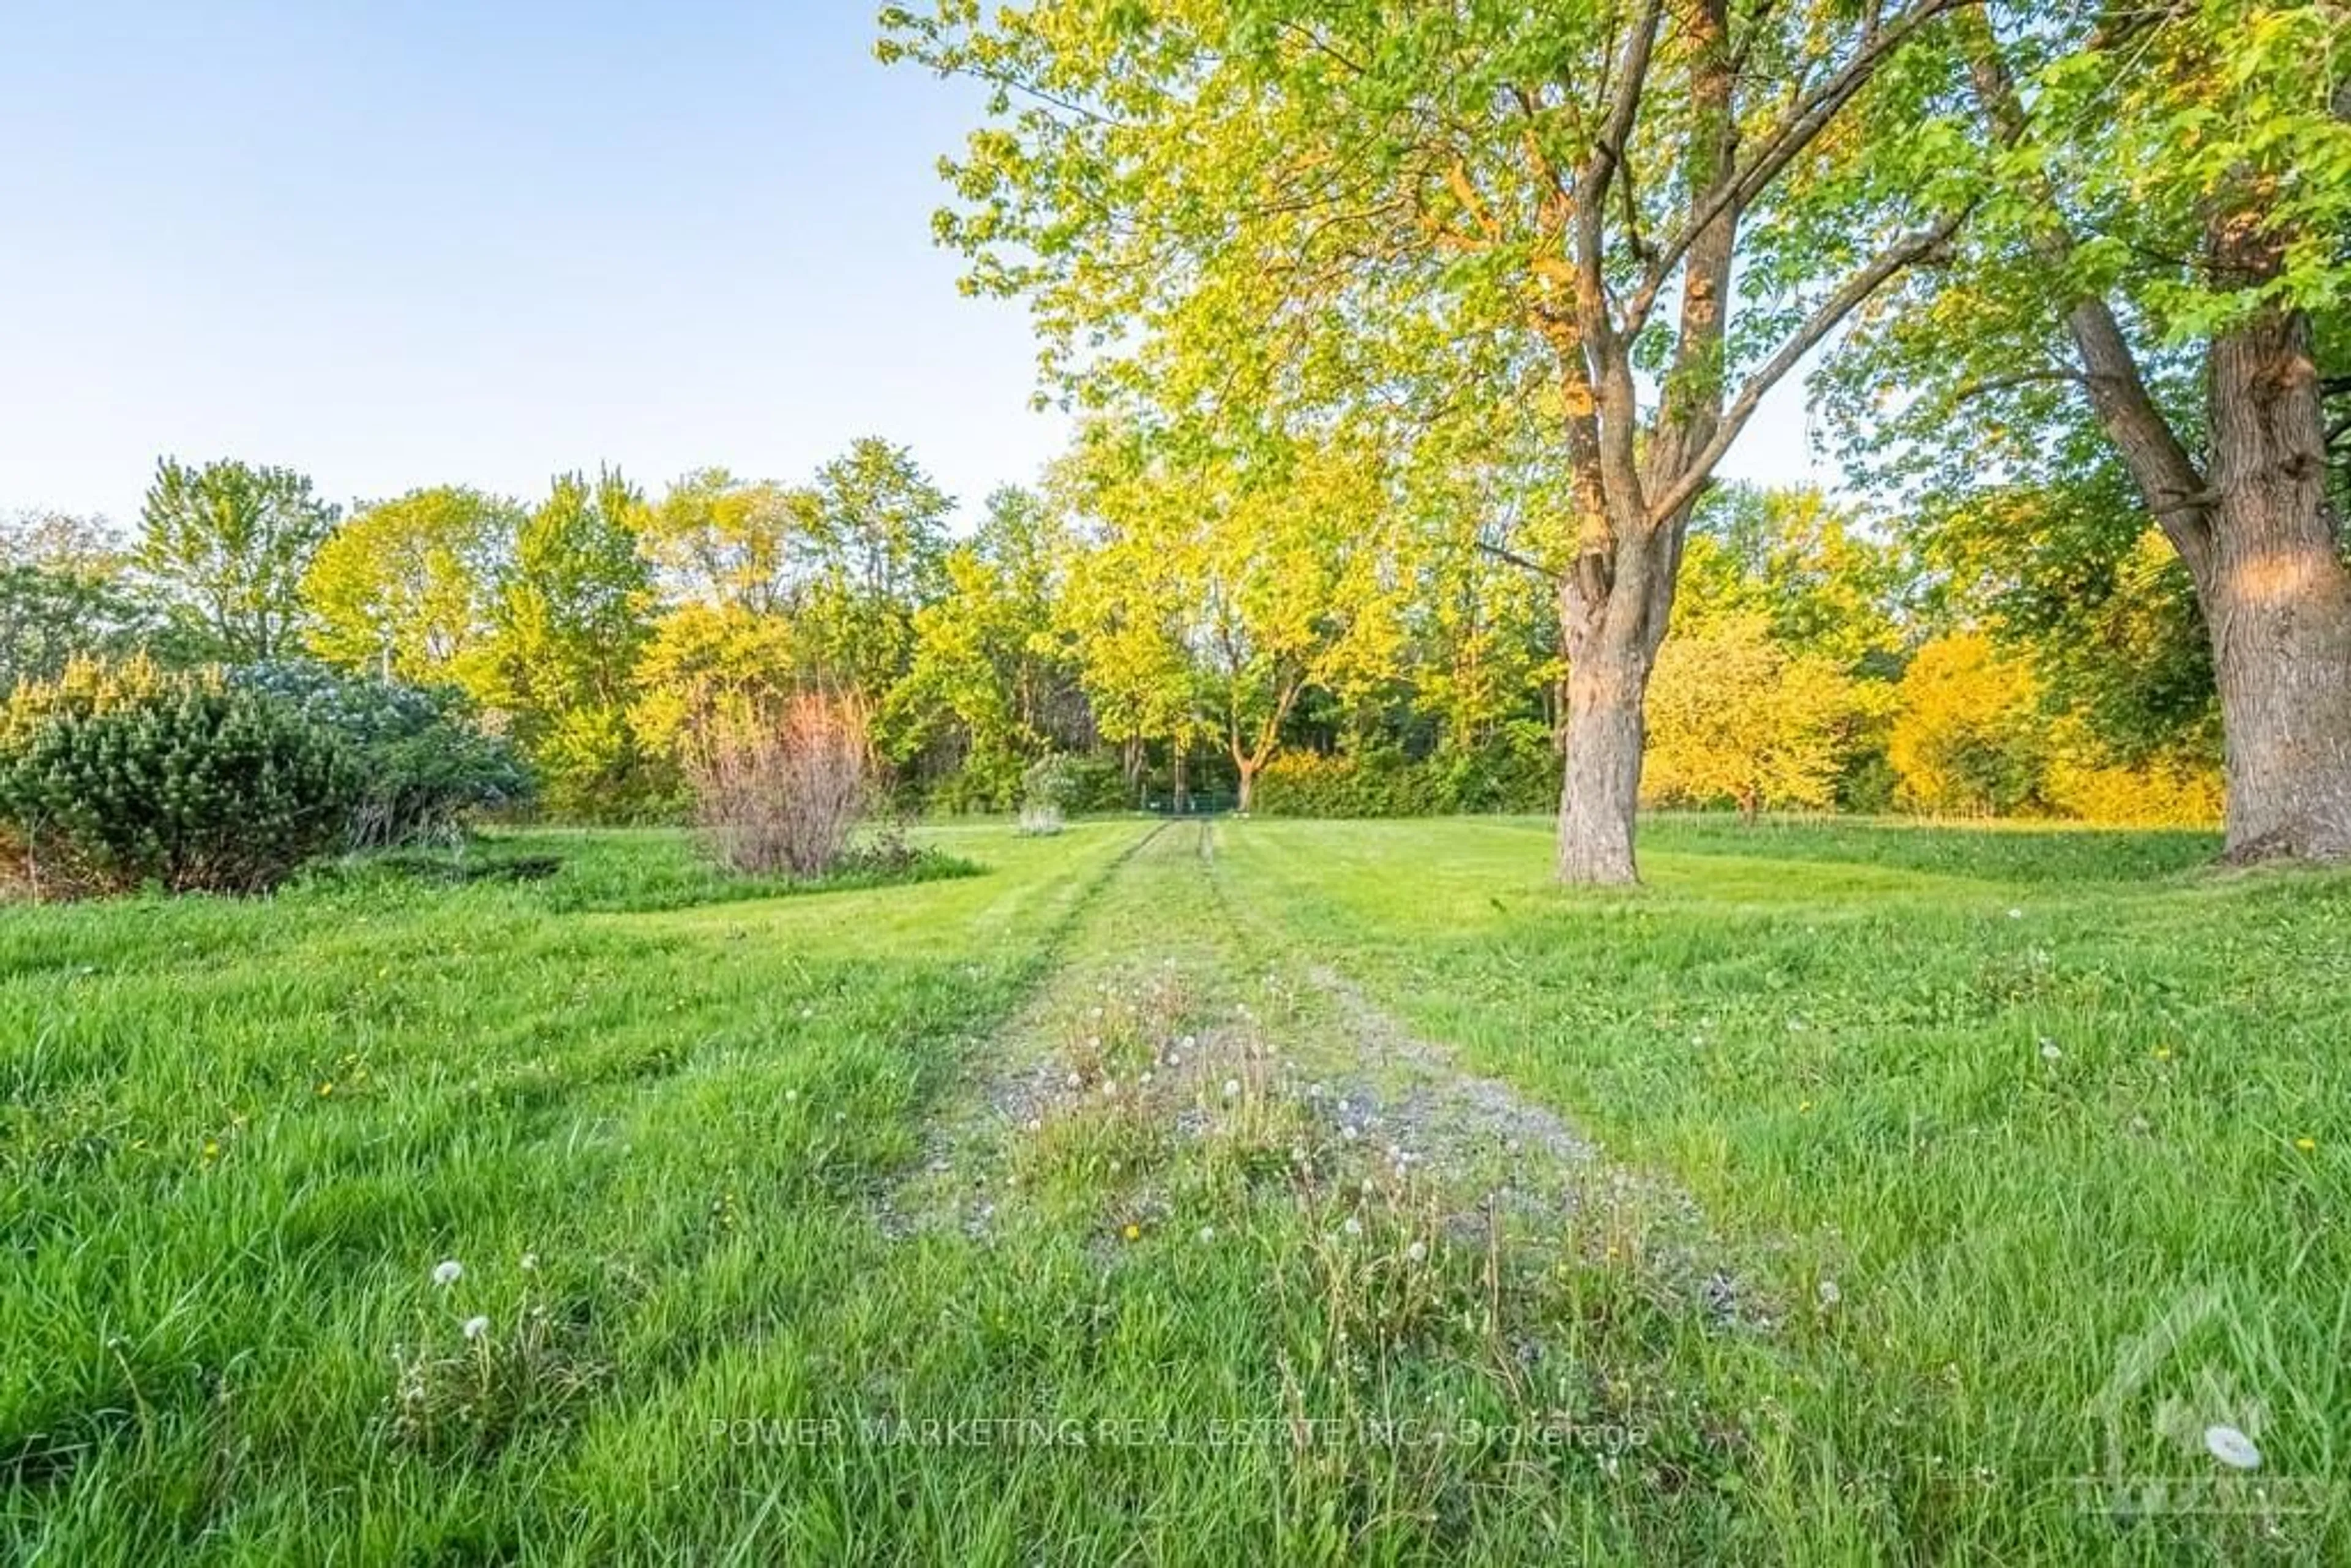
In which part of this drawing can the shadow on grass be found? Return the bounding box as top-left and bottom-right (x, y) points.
(317, 837), (985, 915)
(1637, 814), (2221, 886)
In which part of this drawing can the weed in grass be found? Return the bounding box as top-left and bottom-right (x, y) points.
(388, 1255), (607, 1457)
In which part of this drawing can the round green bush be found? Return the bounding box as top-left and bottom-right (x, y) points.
(0, 659), (356, 897)
(234, 661), (533, 849)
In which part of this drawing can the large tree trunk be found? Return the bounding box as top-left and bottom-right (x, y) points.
(1556, 648), (1649, 883)
(1554, 534), (1671, 883)
(1234, 759), (1256, 814)
(2201, 306), (2351, 861)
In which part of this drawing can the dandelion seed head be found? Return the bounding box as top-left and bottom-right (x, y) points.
(432, 1259), (463, 1288)
(2204, 1425), (2262, 1471)
(462, 1315), (490, 1340)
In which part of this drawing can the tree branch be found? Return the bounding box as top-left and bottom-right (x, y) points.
(1475, 539), (1562, 582)
(1622, 0), (1974, 339)
(1647, 210), (1968, 528)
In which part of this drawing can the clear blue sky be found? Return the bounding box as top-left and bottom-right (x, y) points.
(0, 1), (1827, 533)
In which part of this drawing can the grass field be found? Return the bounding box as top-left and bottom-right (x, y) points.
(3, 816), (2344, 1563)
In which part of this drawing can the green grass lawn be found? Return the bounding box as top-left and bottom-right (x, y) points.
(3, 817), (2344, 1563)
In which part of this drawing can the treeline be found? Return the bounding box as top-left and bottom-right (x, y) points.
(4, 438), (2222, 827)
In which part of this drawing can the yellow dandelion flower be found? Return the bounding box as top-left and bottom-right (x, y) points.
(318, 1081), (334, 1097)
(2295, 1137), (2316, 1152)
(1799, 1100), (1815, 1114)
(202, 1140), (220, 1159)
(2154, 1046), (2172, 1061)
(1122, 1223), (1141, 1242)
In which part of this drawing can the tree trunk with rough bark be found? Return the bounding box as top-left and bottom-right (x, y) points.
(1553, 518), (1679, 883)
(1555, 645), (1650, 883)
(2200, 305), (2351, 861)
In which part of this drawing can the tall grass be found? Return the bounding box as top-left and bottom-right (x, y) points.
(2, 817), (2342, 1561)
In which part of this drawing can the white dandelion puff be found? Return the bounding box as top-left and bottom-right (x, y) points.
(431, 1259), (463, 1288)
(1222, 1078), (1241, 1100)
(1817, 1279), (1842, 1308)
(1341, 1217), (1363, 1237)
(2039, 1041), (2063, 1062)
(462, 1315), (490, 1341)
(1406, 1241), (1428, 1264)
(2204, 1425), (2262, 1471)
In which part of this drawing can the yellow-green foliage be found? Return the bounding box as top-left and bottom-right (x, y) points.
(302, 487), (513, 689)
(1887, 634), (2224, 825)
(629, 602), (805, 763)
(0, 652), (210, 743)
(1642, 613), (1868, 814)
(1887, 634), (2049, 816)
(2041, 730), (2223, 827)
